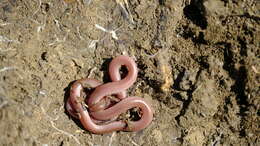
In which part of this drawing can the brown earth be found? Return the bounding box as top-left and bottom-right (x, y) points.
(0, 0), (259, 145)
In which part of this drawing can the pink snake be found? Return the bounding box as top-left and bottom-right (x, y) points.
(66, 55), (153, 134)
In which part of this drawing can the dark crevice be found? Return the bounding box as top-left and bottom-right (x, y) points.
(194, 31), (207, 44)
(100, 58), (113, 83)
(171, 93), (186, 102)
(221, 42), (233, 74)
(232, 13), (260, 22)
(183, 0), (208, 29)
(41, 3), (50, 13)
(220, 0), (228, 6)
(137, 61), (162, 93)
(174, 89), (193, 124)
(146, 79), (162, 93)
(231, 65), (249, 117)
(159, 0), (165, 5)
(239, 129), (246, 137)
(177, 25), (195, 40)
(243, 24), (254, 38)
(59, 141), (64, 146)
(194, 56), (210, 69)
(219, 41), (250, 137)
(175, 69), (202, 124)
(172, 69), (186, 91)
(129, 108), (142, 121)
(41, 52), (48, 61)
(176, 25), (208, 44)
(237, 37), (247, 56)
(223, 96), (231, 113)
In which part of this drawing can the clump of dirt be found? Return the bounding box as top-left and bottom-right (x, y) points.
(0, 0), (259, 145)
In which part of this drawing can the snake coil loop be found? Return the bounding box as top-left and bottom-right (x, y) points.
(66, 55), (153, 134)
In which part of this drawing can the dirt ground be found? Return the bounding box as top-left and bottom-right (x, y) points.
(0, 0), (259, 145)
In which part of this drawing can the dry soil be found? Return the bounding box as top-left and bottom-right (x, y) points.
(0, 0), (259, 146)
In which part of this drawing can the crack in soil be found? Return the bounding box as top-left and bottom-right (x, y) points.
(221, 41), (250, 137)
(174, 69), (202, 125)
(183, 0), (208, 30)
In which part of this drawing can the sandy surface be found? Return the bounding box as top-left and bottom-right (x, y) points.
(0, 0), (259, 145)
